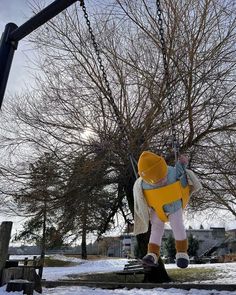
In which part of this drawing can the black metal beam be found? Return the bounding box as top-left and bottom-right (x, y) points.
(0, 0), (79, 108)
(10, 0), (78, 42)
(0, 23), (18, 107)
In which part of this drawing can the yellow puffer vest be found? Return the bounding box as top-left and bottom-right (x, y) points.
(143, 181), (190, 222)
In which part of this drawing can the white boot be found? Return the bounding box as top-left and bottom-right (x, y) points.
(176, 252), (189, 268)
(142, 252), (158, 266)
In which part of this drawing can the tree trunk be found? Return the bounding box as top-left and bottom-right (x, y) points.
(38, 197), (47, 279)
(136, 232), (150, 258)
(81, 227), (87, 259)
(81, 206), (88, 260)
(144, 258), (171, 283)
(123, 165), (136, 215)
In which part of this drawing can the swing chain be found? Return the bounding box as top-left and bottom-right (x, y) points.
(79, 0), (127, 138)
(156, 0), (179, 162)
(80, 1), (111, 98)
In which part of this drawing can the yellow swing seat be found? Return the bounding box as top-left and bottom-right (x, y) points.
(143, 181), (190, 222)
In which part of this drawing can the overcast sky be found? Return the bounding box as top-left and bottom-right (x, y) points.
(0, 0), (51, 102)
(1, 1), (235, 237)
(0, 0), (53, 235)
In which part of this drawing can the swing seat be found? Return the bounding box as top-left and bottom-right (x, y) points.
(143, 181), (190, 222)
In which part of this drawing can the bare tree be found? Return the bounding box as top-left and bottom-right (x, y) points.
(60, 152), (120, 259)
(190, 132), (236, 217)
(0, 0), (235, 264)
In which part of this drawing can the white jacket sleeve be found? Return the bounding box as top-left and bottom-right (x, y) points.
(133, 177), (150, 235)
(185, 169), (202, 195)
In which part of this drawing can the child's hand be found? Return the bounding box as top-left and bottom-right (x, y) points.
(178, 154), (189, 165)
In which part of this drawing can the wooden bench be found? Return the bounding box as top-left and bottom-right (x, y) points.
(6, 279), (34, 295)
(6, 256), (42, 269)
(2, 256), (43, 294)
(117, 258), (171, 283)
(116, 260), (145, 281)
(0, 223), (41, 294)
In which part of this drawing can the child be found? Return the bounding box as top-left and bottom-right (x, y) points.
(133, 151), (202, 268)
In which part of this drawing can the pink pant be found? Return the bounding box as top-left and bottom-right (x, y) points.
(149, 208), (186, 246)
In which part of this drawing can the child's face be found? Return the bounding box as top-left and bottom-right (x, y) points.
(155, 176), (167, 186)
(145, 176), (167, 186)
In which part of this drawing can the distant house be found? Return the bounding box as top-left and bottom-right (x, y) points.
(163, 227), (227, 256)
(226, 228), (236, 253)
(9, 227), (236, 259)
(98, 235), (136, 258)
(96, 236), (122, 257)
(9, 245), (41, 255)
(118, 226), (235, 258)
(120, 234), (137, 258)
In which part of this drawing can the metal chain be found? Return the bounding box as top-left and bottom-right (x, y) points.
(129, 153), (138, 179)
(79, 0), (128, 139)
(156, 0), (179, 162)
(79, 1), (179, 174)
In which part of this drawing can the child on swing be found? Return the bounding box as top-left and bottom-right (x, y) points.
(133, 151), (202, 268)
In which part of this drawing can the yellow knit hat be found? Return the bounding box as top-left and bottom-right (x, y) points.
(138, 151), (168, 184)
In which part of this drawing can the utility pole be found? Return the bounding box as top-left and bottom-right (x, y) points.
(0, 0), (78, 109)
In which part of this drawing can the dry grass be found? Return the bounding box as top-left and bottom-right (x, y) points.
(168, 267), (218, 282)
(43, 257), (79, 267)
(64, 254), (110, 260)
(66, 267), (218, 283)
(43, 256), (219, 283)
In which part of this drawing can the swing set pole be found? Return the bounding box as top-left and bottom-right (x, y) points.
(0, 0), (78, 109)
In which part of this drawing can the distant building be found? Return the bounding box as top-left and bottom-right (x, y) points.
(118, 226), (235, 258)
(8, 227), (236, 259)
(226, 228), (236, 253)
(95, 226), (236, 258)
(96, 236), (122, 257)
(162, 227), (227, 256)
(9, 245), (41, 255)
(120, 234), (137, 258)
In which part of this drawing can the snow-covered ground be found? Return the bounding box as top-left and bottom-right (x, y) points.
(1, 256), (236, 295)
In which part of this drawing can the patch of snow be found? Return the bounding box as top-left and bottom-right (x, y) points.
(0, 256), (235, 295)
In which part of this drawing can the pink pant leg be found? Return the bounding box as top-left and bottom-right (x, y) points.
(169, 208), (187, 240)
(149, 208), (165, 246)
(149, 208), (186, 246)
